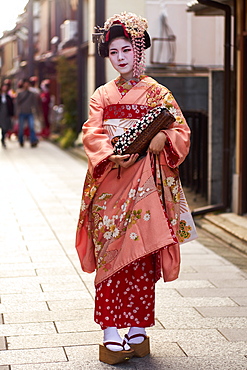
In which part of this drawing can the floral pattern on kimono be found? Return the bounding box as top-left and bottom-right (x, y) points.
(76, 76), (196, 286)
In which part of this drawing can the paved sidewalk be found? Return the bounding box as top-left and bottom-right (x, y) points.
(0, 140), (247, 369)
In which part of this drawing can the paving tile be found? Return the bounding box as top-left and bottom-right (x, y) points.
(47, 299), (94, 310)
(3, 309), (93, 324)
(177, 287), (247, 298)
(30, 254), (70, 263)
(156, 279), (215, 289)
(208, 279), (247, 288)
(155, 289), (182, 298)
(0, 336), (7, 350)
(31, 262), (74, 269)
(179, 340), (247, 357)
(7, 331), (102, 350)
(0, 278), (42, 294)
(55, 319), (102, 333)
(0, 302), (48, 313)
(158, 315), (247, 329)
(179, 265), (197, 273)
(62, 344), (98, 362)
(133, 356), (247, 370)
(0, 270), (36, 278)
(10, 360), (128, 369)
(180, 241), (210, 254)
(155, 296), (236, 309)
(40, 282), (86, 292)
(26, 240), (62, 249)
(0, 348), (67, 366)
(197, 306), (247, 317)
(0, 263), (36, 272)
(1, 290), (89, 304)
(35, 267), (77, 276)
(185, 264), (241, 273)
(181, 255), (228, 266)
(145, 328), (226, 344)
(156, 307), (202, 321)
(219, 327), (247, 342)
(0, 322), (56, 336)
(147, 341), (185, 357)
(35, 274), (82, 284)
(178, 272), (245, 281)
(231, 296), (247, 306)
(0, 255), (31, 264)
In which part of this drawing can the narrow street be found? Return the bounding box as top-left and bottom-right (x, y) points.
(0, 139), (247, 369)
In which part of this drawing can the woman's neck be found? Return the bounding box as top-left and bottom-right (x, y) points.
(120, 75), (139, 82)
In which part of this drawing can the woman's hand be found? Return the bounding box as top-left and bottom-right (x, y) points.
(148, 132), (167, 155)
(109, 153), (139, 168)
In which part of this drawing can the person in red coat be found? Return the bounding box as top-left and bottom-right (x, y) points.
(40, 79), (51, 138)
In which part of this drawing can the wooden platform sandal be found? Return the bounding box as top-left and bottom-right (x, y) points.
(99, 340), (135, 365)
(124, 334), (150, 358)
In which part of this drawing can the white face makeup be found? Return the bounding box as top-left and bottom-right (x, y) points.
(108, 38), (134, 80)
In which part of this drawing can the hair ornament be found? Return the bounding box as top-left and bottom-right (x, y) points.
(104, 12), (148, 39)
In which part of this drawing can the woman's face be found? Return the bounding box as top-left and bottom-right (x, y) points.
(108, 38), (134, 80)
(1, 85), (8, 93)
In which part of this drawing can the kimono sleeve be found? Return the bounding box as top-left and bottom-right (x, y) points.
(83, 87), (114, 178)
(161, 90), (190, 168)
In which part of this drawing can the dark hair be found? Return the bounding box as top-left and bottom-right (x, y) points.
(98, 24), (151, 58)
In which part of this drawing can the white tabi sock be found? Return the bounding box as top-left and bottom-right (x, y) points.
(127, 327), (147, 344)
(103, 327), (131, 351)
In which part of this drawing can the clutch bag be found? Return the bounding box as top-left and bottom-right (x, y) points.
(113, 106), (175, 156)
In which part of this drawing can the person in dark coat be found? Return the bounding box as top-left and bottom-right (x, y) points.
(16, 78), (39, 147)
(0, 84), (14, 148)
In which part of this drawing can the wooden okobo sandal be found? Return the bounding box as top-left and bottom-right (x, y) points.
(99, 340), (135, 365)
(124, 334), (150, 357)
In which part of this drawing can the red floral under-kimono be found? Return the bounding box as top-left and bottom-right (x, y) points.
(76, 75), (196, 329)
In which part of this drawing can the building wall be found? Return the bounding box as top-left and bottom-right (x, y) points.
(146, 0), (224, 68)
(233, 0), (247, 214)
(39, 0), (50, 54)
(1, 42), (15, 76)
(87, 0), (226, 97)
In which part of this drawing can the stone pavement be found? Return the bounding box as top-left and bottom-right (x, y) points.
(0, 139), (247, 369)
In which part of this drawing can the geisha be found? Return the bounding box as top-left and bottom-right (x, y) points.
(76, 11), (196, 365)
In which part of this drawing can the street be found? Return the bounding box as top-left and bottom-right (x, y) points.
(0, 139), (247, 369)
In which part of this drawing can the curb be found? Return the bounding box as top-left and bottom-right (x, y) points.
(195, 215), (247, 256)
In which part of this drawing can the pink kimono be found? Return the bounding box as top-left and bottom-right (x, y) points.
(76, 76), (196, 329)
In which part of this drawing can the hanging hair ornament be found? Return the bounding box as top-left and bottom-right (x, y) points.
(104, 12), (149, 78)
(92, 25), (105, 43)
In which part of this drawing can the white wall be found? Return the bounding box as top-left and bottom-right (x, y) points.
(145, 0), (224, 68)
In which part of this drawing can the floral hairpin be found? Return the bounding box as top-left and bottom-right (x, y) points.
(104, 12), (148, 39)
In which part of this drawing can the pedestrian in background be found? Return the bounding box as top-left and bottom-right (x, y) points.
(29, 76), (42, 135)
(0, 83), (14, 148)
(76, 12), (196, 366)
(40, 79), (51, 138)
(16, 78), (39, 147)
(3, 78), (16, 99)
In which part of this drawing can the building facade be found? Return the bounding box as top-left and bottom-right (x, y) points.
(1, 0), (246, 215)
(187, 0), (247, 215)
